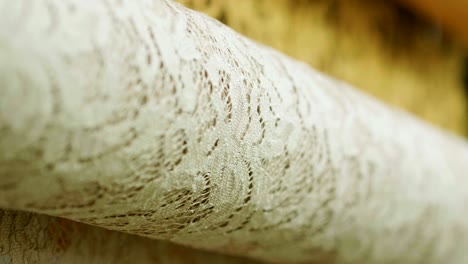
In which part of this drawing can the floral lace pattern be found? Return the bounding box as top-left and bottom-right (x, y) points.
(0, 0), (467, 263)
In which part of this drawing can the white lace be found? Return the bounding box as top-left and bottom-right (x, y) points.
(1, 0), (468, 263)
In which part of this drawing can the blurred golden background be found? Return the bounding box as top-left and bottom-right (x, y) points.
(179, 0), (468, 136)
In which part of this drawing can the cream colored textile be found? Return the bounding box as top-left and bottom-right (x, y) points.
(0, 210), (257, 264)
(0, 0), (467, 263)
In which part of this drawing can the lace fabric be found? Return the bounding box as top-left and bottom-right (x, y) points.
(0, 0), (467, 263)
(0, 210), (258, 264)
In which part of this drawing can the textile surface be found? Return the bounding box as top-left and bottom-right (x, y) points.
(0, 210), (257, 264)
(1, 0), (467, 263)
(180, 0), (468, 135)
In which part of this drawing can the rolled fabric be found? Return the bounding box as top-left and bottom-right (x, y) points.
(0, 0), (467, 263)
(0, 210), (256, 264)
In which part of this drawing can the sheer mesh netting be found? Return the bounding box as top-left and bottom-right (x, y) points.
(0, 0), (468, 263)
